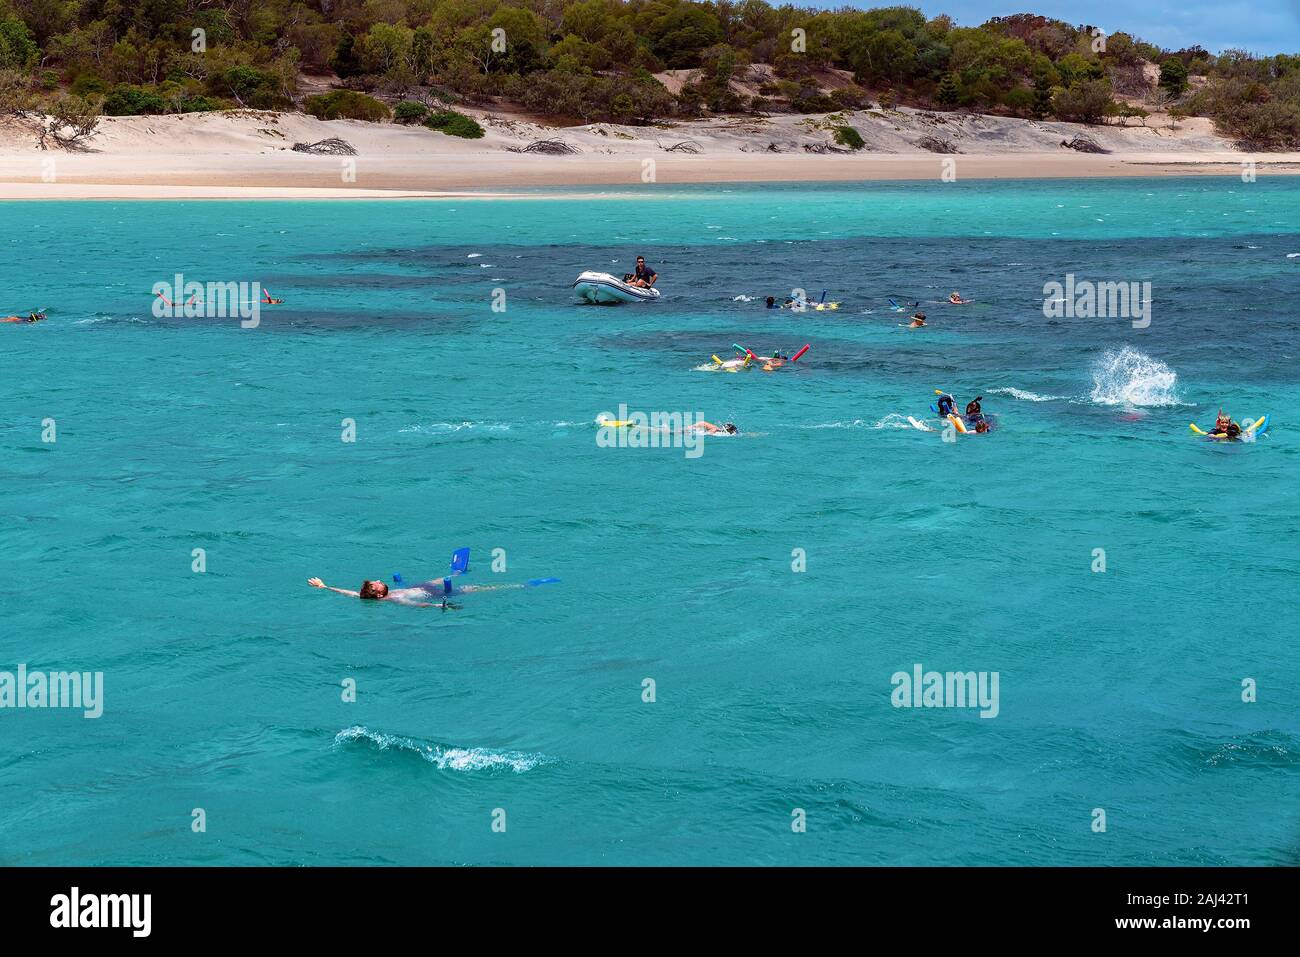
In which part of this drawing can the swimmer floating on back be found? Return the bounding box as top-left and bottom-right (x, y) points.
(307, 548), (558, 610)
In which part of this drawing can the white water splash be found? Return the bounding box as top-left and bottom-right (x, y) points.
(872, 413), (918, 430)
(804, 415), (912, 430)
(988, 387), (1066, 402)
(399, 421), (512, 434)
(334, 726), (546, 773)
(1088, 347), (1184, 407)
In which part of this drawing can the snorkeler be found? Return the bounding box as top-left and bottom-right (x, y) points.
(759, 349), (790, 370)
(639, 417), (738, 435)
(948, 291), (970, 304)
(965, 396), (985, 424)
(908, 312), (927, 328)
(765, 296), (777, 309)
(689, 420), (738, 434)
(936, 392), (956, 417)
(1208, 410), (1241, 438)
(261, 288), (284, 305)
(2, 310), (45, 323)
(768, 344), (810, 369)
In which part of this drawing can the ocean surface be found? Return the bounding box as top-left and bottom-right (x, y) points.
(1, 178), (1297, 866)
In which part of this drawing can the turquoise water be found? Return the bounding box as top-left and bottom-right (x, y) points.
(2, 179), (1298, 866)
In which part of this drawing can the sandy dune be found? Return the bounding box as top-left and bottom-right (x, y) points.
(1, 106), (1296, 199)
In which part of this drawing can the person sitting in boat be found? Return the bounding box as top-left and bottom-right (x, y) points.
(3, 310), (45, 323)
(908, 312), (927, 328)
(965, 396), (984, 425)
(628, 256), (657, 288)
(948, 291), (969, 304)
(936, 392), (956, 417)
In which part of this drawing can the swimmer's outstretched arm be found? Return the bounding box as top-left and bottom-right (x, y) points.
(308, 578), (359, 598)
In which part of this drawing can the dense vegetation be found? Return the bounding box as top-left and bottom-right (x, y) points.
(1, 1), (1299, 147)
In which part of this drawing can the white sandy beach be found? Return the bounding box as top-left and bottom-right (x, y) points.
(2, 105), (1297, 199)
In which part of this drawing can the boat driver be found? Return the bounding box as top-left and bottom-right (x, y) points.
(628, 257), (657, 288)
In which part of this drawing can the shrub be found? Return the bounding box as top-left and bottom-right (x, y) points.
(47, 93), (102, 147)
(423, 108), (484, 138)
(830, 87), (867, 110)
(1052, 78), (1115, 124)
(1002, 87), (1035, 116)
(832, 124), (866, 150)
(790, 84), (836, 113)
(393, 100), (429, 124)
(103, 84), (168, 116)
(70, 74), (108, 98)
(179, 95), (222, 113)
(1221, 100), (1300, 150)
(304, 90), (390, 121)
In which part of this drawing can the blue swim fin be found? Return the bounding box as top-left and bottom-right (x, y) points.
(525, 577), (560, 587)
(448, 547), (470, 576)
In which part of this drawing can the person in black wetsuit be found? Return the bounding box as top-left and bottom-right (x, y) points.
(2, 310), (45, 324)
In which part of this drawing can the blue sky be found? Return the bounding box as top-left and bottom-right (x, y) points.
(842, 2), (1300, 56)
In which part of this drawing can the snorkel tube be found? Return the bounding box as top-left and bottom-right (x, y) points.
(791, 344), (810, 363)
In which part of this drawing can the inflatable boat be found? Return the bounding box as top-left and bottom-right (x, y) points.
(573, 271), (662, 304)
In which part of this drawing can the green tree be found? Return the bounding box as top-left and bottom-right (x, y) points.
(331, 33), (363, 79)
(935, 72), (960, 106)
(0, 17), (37, 71)
(1160, 58), (1189, 96)
(1030, 75), (1054, 118)
(643, 1), (723, 70)
(1052, 77), (1114, 123)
